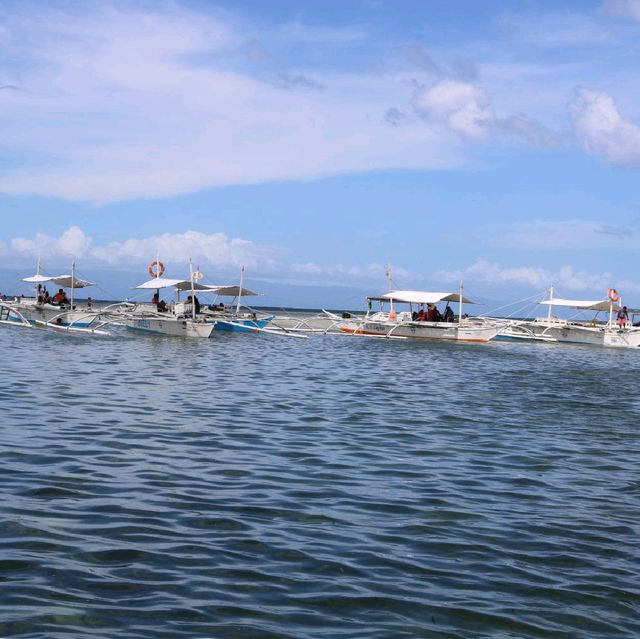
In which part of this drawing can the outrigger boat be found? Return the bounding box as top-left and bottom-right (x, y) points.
(339, 286), (501, 342)
(0, 261), (128, 336)
(497, 287), (640, 348)
(124, 261), (302, 339)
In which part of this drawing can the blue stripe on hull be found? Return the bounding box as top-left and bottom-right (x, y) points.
(4, 316), (92, 328)
(213, 319), (271, 333)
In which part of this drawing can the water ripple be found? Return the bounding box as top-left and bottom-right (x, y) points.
(0, 329), (639, 637)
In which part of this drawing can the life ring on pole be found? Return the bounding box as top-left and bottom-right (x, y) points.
(148, 260), (165, 278)
(607, 288), (620, 303)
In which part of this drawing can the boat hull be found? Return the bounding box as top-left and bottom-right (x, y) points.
(126, 317), (215, 338)
(210, 315), (273, 333)
(2, 302), (94, 327)
(500, 320), (640, 349)
(341, 320), (499, 342)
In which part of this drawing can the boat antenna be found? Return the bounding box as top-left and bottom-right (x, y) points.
(385, 264), (393, 292)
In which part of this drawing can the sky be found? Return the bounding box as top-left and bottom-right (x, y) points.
(1, 0), (639, 309)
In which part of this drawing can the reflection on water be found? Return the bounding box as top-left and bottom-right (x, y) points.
(1, 328), (639, 638)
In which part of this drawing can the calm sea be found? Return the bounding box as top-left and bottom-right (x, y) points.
(1, 326), (639, 638)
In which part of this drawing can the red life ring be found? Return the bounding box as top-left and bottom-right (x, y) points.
(607, 288), (620, 303)
(148, 260), (165, 278)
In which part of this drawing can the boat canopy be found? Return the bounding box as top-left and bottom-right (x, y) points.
(173, 281), (218, 292)
(134, 277), (188, 290)
(206, 285), (259, 297)
(134, 279), (259, 296)
(539, 298), (612, 311)
(368, 290), (475, 305)
(22, 274), (93, 288)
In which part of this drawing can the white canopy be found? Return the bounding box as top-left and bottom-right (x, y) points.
(369, 290), (475, 305)
(22, 274), (93, 288)
(174, 281), (217, 292)
(206, 285), (259, 297)
(22, 274), (52, 283)
(539, 298), (612, 311)
(134, 277), (186, 290)
(51, 275), (94, 289)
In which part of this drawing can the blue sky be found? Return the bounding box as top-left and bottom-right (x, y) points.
(1, 0), (639, 308)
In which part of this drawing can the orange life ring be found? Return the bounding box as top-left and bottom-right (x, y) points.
(148, 260), (165, 278)
(607, 288), (620, 303)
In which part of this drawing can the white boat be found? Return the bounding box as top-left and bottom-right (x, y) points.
(125, 274), (216, 338)
(0, 261), (116, 335)
(498, 288), (640, 349)
(124, 263), (304, 339)
(339, 288), (501, 342)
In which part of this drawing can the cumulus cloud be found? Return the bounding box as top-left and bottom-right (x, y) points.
(570, 88), (640, 166)
(93, 230), (277, 270)
(1, 227), (277, 272)
(413, 80), (494, 140)
(412, 79), (559, 147)
(436, 258), (617, 293)
(9, 226), (91, 259)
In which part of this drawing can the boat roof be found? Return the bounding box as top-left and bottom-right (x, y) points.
(22, 274), (94, 288)
(134, 277), (187, 290)
(206, 285), (259, 297)
(368, 290), (475, 305)
(539, 298), (612, 311)
(134, 278), (258, 296)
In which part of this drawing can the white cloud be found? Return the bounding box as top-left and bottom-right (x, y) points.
(9, 226), (91, 259)
(436, 258), (618, 293)
(413, 80), (494, 140)
(570, 88), (640, 166)
(2, 227), (276, 273)
(0, 3), (461, 203)
(93, 230), (277, 270)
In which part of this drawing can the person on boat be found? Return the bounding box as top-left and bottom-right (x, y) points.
(53, 288), (69, 305)
(157, 299), (167, 312)
(617, 305), (629, 328)
(152, 292), (159, 306)
(426, 304), (442, 322)
(43, 290), (51, 304)
(87, 297), (93, 309)
(443, 304), (454, 322)
(418, 306), (426, 321)
(193, 295), (201, 314)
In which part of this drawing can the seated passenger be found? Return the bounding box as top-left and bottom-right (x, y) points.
(418, 307), (426, 321)
(443, 304), (454, 322)
(157, 300), (167, 312)
(426, 304), (441, 321)
(53, 288), (69, 305)
(152, 292), (159, 306)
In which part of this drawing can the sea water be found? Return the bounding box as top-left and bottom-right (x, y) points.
(0, 327), (639, 638)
